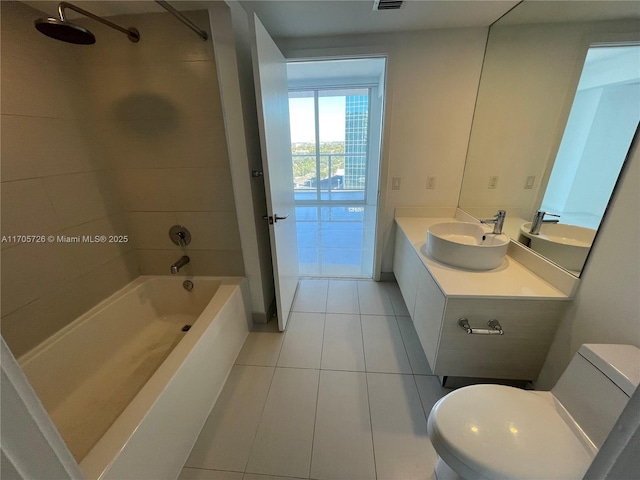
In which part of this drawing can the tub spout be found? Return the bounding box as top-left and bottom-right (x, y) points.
(171, 255), (190, 274)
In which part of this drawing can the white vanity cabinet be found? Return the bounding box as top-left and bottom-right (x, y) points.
(394, 218), (569, 381)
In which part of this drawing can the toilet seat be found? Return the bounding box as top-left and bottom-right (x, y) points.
(427, 384), (593, 480)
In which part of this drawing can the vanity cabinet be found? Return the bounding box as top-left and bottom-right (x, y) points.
(394, 220), (568, 381)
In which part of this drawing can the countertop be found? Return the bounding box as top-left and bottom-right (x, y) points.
(395, 217), (569, 299)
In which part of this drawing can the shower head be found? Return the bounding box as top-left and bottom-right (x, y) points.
(34, 2), (140, 44)
(35, 17), (96, 44)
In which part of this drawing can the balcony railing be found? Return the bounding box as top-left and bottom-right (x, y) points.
(292, 153), (367, 194)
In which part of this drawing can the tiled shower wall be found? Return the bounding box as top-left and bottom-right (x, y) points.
(1, 2), (242, 357)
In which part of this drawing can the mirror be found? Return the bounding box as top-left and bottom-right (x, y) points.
(458, 1), (640, 276)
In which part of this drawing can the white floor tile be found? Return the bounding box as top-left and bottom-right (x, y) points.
(292, 279), (328, 312)
(396, 316), (433, 375)
(357, 281), (395, 316)
(235, 332), (284, 367)
(414, 375), (452, 419)
(367, 373), (438, 480)
(361, 315), (412, 374)
(246, 368), (319, 478)
(383, 282), (411, 316)
(185, 366), (274, 472)
(321, 313), (365, 371)
(326, 280), (360, 314)
(277, 312), (325, 369)
(311, 370), (376, 480)
(179, 468), (243, 480)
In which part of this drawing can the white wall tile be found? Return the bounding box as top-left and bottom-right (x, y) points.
(134, 249), (244, 276)
(311, 370), (376, 480)
(79, 251), (139, 307)
(1, 179), (61, 241)
(43, 172), (120, 229)
(367, 373), (438, 480)
(94, 114), (229, 171)
(361, 315), (412, 374)
(61, 215), (133, 275)
(185, 365), (274, 472)
(125, 212), (179, 250)
(321, 314), (365, 371)
(0, 277), (97, 358)
(88, 60), (223, 120)
(113, 168), (236, 212)
(277, 312), (324, 369)
(0, 115), (98, 182)
(245, 368), (319, 478)
(326, 280), (360, 314)
(0, 50), (82, 119)
(73, 11), (214, 66)
(1, 242), (81, 316)
(176, 212), (242, 251)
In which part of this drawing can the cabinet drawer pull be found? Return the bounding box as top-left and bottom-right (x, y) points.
(458, 318), (504, 335)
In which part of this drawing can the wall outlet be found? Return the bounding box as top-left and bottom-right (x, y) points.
(524, 175), (536, 189)
(392, 176), (401, 190)
(426, 176), (436, 189)
(488, 176), (498, 189)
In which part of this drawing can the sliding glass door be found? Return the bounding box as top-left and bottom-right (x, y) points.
(289, 88), (370, 204)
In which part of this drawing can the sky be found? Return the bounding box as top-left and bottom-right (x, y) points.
(289, 96), (346, 143)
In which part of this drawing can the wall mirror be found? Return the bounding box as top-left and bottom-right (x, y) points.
(458, 1), (640, 276)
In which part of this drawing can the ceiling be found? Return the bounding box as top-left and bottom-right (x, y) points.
(24, 0), (519, 37)
(240, 1), (519, 38)
(22, 1), (640, 39)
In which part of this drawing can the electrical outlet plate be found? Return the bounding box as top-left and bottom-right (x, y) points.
(426, 176), (436, 189)
(524, 175), (536, 189)
(488, 176), (498, 189)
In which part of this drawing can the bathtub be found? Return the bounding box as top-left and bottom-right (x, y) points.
(19, 275), (251, 480)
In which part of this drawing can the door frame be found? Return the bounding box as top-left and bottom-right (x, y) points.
(286, 55), (389, 279)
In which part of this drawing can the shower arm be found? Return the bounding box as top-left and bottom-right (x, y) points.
(57, 2), (140, 41)
(155, 1), (208, 41)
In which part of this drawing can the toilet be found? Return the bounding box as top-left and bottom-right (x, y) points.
(427, 344), (640, 480)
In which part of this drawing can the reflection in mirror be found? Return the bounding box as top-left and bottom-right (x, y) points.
(521, 44), (639, 273)
(458, 1), (640, 277)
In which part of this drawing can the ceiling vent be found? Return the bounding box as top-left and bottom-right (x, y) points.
(373, 0), (404, 11)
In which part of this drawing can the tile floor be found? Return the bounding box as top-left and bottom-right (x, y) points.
(179, 279), (451, 480)
(296, 206), (377, 278)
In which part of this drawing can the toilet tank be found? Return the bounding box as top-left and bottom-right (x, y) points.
(551, 344), (640, 449)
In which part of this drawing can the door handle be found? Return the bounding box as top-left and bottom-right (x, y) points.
(274, 214), (289, 223)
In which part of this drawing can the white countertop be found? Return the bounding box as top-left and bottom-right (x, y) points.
(395, 217), (569, 299)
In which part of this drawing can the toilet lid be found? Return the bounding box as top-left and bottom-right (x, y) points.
(428, 385), (594, 480)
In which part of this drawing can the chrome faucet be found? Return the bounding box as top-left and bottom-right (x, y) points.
(480, 210), (507, 234)
(171, 255), (190, 274)
(529, 211), (560, 235)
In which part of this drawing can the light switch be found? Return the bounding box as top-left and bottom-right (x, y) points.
(524, 175), (536, 189)
(392, 177), (401, 190)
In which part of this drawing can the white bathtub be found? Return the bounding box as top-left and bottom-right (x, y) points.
(19, 276), (251, 480)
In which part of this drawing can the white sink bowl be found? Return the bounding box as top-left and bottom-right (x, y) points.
(520, 222), (596, 271)
(426, 222), (509, 270)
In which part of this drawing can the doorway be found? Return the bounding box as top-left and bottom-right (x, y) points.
(287, 58), (386, 278)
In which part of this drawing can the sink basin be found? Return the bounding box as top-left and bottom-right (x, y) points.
(520, 222), (596, 271)
(426, 222), (509, 270)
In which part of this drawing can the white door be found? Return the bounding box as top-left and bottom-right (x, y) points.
(250, 13), (299, 331)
